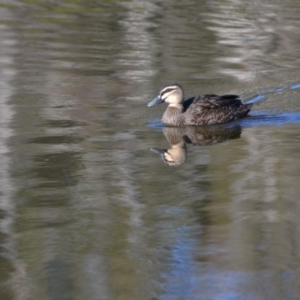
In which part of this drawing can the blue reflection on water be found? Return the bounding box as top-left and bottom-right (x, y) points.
(148, 112), (300, 129)
(290, 83), (300, 90)
(246, 95), (266, 104)
(239, 112), (300, 127)
(275, 87), (286, 92)
(160, 226), (197, 300)
(159, 226), (264, 300)
(148, 121), (164, 129)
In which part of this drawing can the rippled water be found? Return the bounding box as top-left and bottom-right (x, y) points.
(1, 1), (300, 299)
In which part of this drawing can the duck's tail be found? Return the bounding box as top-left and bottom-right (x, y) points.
(236, 103), (253, 119)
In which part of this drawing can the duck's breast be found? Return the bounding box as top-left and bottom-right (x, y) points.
(162, 107), (185, 126)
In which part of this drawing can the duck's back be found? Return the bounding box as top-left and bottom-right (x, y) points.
(184, 94), (252, 125)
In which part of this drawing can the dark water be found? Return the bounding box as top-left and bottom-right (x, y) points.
(1, 1), (300, 299)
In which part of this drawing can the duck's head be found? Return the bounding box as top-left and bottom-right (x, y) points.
(148, 84), (184, 107)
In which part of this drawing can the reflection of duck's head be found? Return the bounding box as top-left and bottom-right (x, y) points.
(151, 127), (186, 166)
(150, 145), (187, 166)
(150, 127), (186, 166)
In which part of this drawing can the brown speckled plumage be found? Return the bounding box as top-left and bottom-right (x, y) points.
(148, 84), (252, 126)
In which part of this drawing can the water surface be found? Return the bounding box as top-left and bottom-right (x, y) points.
(1, 1), (300, 299)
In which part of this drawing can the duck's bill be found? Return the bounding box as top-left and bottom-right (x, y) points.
(150, 148), (167, 162)
(150, 148), (166, 155)
(147, 96), (164, 107)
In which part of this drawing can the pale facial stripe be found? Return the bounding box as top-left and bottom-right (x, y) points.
(160, 86), (178, 99)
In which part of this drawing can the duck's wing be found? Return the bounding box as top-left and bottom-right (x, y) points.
(190, 94), (242, 109)
(185, 94), (252, 125)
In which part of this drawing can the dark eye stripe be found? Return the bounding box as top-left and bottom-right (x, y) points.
(161, 88), (175, 96)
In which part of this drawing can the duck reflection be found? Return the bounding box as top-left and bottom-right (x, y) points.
(151, 125), (242, 166)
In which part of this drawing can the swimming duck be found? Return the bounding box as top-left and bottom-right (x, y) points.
(147, 83), (252, 126)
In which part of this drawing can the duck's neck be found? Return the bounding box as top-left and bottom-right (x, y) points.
(162, 104), (185, 126)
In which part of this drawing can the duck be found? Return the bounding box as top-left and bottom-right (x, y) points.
(147, 83), (252, 126)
